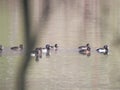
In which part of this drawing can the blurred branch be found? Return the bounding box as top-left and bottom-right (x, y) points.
(17, 0), (36, 90)
(17, 0), (51, 90)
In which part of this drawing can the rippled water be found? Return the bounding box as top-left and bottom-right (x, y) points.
(0, 35), (120, 90)
(0, 38), (119, 90)
(1, 0), (120, 90)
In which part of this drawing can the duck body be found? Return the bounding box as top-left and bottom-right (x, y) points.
(78, 46), (87, 51)
(11, 44), (23, 51)
(31, 48), (47, 56)
(31, 50), (37, 57)
(78, 43), (90, 50)
(0, 49), (2, 53)
(0, 45), (3, 53)
(35, 48), (42, 61)
(41, 48), (48, 53)
(31, 44), (51, 57)
(31, 48), (42, 57)
(79, 46), (91, 56)
(96, 48), (106, 53)
(49, 44), (58, 51)
(96, 45), (109, 55)
(44, 44), (51, 56)
(42, 44), (50, 54)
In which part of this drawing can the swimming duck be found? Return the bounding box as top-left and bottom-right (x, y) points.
(54, 44), (58, 51)
(35, 48), (42, 61)
(50, 44), (58, 51)
(31, 48), (42, 61)
(31, 48), (38, 57)
(79, 46), (91, 56)
(11, 44), (23, 51)
(96, 45), (109, 55)
(31, 51), (36, 57)
(78, 43), (90, 50)
(42, 44), (50, 53)
(31, 44), (51, 57)
(0, 45), (3, 53)
(43, 44), (51, 56)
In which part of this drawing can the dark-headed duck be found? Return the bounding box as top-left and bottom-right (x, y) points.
(0, 45), (3, 53)
(11, 44), (23, 51)
(79, 46), (91, 56)
(96, 45), (109, 55)
(78, 43), (90, 50)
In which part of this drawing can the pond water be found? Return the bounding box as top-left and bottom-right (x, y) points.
(0, 27), (120, 90)
(1, 0), (120, 90)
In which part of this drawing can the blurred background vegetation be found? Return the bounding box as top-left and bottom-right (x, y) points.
(0, 0), (120, 90)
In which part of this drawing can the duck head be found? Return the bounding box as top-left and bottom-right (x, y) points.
(19, 44), (23, 50)
(86, 43), (90, 47)
(45, 44), (50, 50)
(104, 45), (108, 50)
(55, 44), (58, 48)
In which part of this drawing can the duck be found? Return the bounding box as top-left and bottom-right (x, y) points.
(0, 45), (3, 53)
(96, 45), (109, 55)
(31, 49), (37, 57)
(35, 48), (42, 61)
(11, 44), (23, 51)
(42, 44), (50, 53)
(31, 48), (41, 56)
(54, 44), (58, 51)
(42, 44), (51, 56)
(30, 48), (42, 61)
(31, 44), (51, 57)
(78, 43), (90, 50)
(50, 44), (58, 51)
(79, 46), (91, 56)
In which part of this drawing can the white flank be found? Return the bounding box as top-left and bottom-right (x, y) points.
(31, 53), (36, 57)
(98, 49), (106, 53)
(42, 49), (47, 53)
